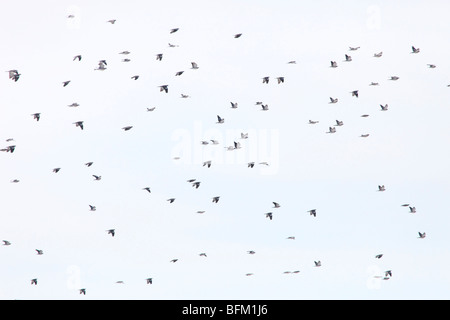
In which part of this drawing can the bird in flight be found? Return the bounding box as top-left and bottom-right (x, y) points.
(262, 76), (270, 84)
(107, 19), (116, 24)
(234, 33), (242, 38)
(62, 80), (71, 87)
(378, 185), (386, 192)
(85, 162), (93, 167)
(418, 232), (426, 239)
(277, 77), (285, 84)
(230, 102), (238, 109)
(344, 54), (352, 62)
(380, 104), (388, 111)
(95, 60), (107, 71)
(52, 168), (61, 173)
(203, 160), (212, 168)
(170, 259), (178, 263)
(265, 212), (273, 220)
(3, 240), (11, 246)
(409, 206), (416, 213)
(167, 198), (176, 203)
(143, 187), (151, 193)
(170, 28), (179, 34)
(351, 90), (359, 98)
(0, 145), (15, 153)
(73, 121), (84, 130)
(175, 71), (184, 76)
(273, 202), (281, 208)
(375, 254), (383, 259)
(191, 62), (199, 69)
(73, 55), (82, 61)
(122, 126), (133, 131)
(349, 46), (360, 51)
(68, 103), (79, 108)
(314, 261), (322, 267)
(7, 70), (20, 82)
(89, 205), (96, 211)
(411, 46), (420, 53)
(31, 113), (41, 121)
(131, 75), (139, 80)
(31, 278), (38, 285)
(199, 253), (207, 257)
(212, 196), (220, 203)
(146, 278), (153, 284)
(79, 288), (86, 295)
(156, 53), (163, 61)
(93, 175), (102, 181)
(106, 229), (115, 237)
(389, 76), (400, 81)
(327, 127), (336, 134)
(373, 52), (383, 58)
(330, 61), (338, 68)
(159, 85), (169, 93)
(329, 97), (338, 104)
(216, 115), (224, 124)
(36, 249), (44, 255)
(308, 209), (317, 217)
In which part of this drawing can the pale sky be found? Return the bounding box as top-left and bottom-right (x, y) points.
(1, 0), (450, 300)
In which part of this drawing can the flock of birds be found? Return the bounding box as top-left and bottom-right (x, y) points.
(1, 11), (442, 299)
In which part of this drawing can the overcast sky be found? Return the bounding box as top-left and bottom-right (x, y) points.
(1, 0), (450, 300)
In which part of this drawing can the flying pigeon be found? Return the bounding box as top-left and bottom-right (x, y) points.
(7, 70), (20, 81)
(308, 209), (317, 217)
(73, 121), (84, 130)
(31, 113), (41, 121)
